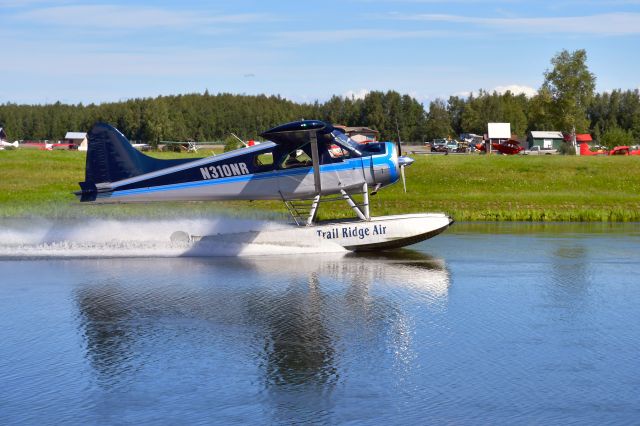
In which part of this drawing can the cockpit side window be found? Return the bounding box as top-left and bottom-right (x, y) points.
(254, 152), (274, 170)
(280, 148), (312, 169)
(275, 134), (358, 169)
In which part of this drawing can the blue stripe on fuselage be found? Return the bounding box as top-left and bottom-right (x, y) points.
(110, 147), (397, 198)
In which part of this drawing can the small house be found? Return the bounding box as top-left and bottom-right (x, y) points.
(527, 131), (565, 150)
(575, 134), (594, 146)
(64, 131), (88, 151)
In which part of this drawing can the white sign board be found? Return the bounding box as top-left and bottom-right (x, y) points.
(487, 123), (511, 139)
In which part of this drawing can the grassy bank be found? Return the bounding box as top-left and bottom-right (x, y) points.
(1, 149), (639, 221)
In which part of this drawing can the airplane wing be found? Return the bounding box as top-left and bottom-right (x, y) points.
(260, 120), (366, 196)
(260, 120), (361, 156)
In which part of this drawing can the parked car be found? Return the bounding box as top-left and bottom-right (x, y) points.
(522, 146), (558, 155)
(429, 139), (448, 152)
(446, 141), (459, 152)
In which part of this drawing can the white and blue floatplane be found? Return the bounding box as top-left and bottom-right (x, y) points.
(77, 120), (453, 251)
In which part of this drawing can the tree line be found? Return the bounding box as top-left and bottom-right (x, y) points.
(1, 50), (639, 147)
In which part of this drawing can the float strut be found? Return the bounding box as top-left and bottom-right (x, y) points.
(362, 182), (370, 220)
(340, 189), (368, 221)
(306, 194), (321, 226)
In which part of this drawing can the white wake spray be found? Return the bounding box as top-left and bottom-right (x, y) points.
(0, 217), (345, 258)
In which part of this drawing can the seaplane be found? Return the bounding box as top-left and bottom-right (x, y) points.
(475, 139), (523, 155)
(0, 140), (19, 150)
(76, 120), (453, 252)
(579, 143), (607, 156)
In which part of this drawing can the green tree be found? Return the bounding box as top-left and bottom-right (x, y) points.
(361, 91), (386, 135)
(424, 99), (454, 140)
(500, 91), (528, 136)
(528, 87), (555, 131)
(600, 126), (634, 148)
(460, 93), (483, 134)
(223, 135), (243, 152)
(447, 96), (466, 135)
(542, 49), (596, 133)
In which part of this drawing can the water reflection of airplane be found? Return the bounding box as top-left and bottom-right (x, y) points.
(74, 252), (449, 388)
(76, 120), (452, 251)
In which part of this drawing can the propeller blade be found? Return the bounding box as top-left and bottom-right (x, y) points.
(396, 140), (402, 157)
(397, 156), (413, 193)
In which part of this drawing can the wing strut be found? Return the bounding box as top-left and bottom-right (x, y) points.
(306, 131), (322, 225)
(310, 131), (321, 195)
(282, 130), (371, 226)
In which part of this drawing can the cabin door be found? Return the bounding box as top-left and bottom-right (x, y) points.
(277, 148), (365, 199)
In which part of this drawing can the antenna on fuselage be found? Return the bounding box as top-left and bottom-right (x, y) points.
(230, 133), (248, 148)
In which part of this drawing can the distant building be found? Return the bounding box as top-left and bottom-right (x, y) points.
(64, 131), (88, 151)
(333, 125), (379, 143)
(573, 133), (594, 146)
(528, 131), (565, 150)
(0, 127), (7, 141)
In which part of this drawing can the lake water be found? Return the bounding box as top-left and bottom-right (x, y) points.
(1, 220), (639, 424)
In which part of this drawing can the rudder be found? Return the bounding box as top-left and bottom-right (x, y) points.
(85, 122), (154, 184)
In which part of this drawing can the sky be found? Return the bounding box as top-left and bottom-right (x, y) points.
(2, 0), (640, 105)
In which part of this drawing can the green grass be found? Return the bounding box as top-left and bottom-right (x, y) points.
(370, 154), (640, 222)
(1, 150), (639, 221)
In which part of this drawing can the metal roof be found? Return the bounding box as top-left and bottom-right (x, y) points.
(65, 131), (87, 139)
(334, 125), (379, 134)
(530, 131), (564, 139)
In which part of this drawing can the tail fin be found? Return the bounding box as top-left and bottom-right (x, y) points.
(78, 123), (193, 201)
(579, 142), (590, 156)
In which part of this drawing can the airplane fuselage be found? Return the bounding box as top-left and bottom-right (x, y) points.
(87, 141), (399, 203)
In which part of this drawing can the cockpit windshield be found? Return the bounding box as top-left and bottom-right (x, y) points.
(330, 131), (362, 156)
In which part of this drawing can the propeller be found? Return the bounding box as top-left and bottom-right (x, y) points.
(394, 116), (413, 192)
(397, 155), (414, 192)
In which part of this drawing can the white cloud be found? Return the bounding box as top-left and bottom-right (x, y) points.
(453, 91), (472, 98)
(0, 0), (70, 7)
(493, 85), (537, 97)
(3, 41), (275, 77)
(451, 85), (537, 99)
(390, 12), (640, 36)
(271, 28), (450, 44)
(343, 89), (371, 100)
(14, 5), (270, 30)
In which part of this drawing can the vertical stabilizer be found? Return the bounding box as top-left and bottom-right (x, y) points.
(78, 123), (194, 201)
